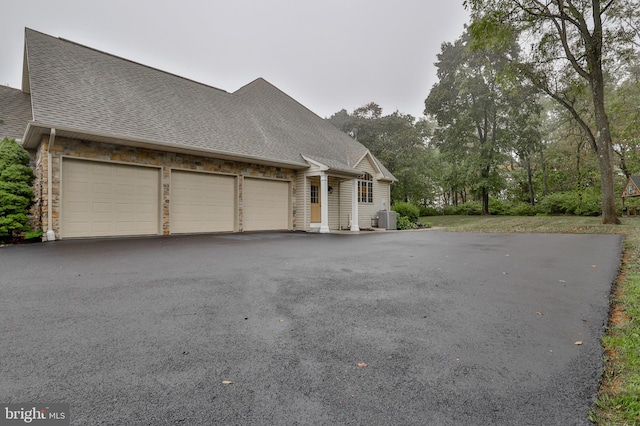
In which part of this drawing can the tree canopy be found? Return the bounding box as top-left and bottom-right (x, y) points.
(464, 0), (640, 223)
(425, 28), (543, 214)
(327, 104), (437, 204)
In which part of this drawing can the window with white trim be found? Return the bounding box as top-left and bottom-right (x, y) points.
(358, 173), (373, 203)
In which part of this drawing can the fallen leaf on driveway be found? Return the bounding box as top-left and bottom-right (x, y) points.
(357, 362), (368, 368)
(590, 265), (597, 268)
(574, 341), (583, 346)
(535, 312), (544, 316)
(559, 280), (567, 283)
(222, 380), (233, 385)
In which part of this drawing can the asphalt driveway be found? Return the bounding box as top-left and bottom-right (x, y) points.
(0, 231), (622, 425)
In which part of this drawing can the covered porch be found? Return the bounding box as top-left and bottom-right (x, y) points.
(305, 172), (362, 233)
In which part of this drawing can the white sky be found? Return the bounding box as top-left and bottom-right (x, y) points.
(0, 0), (469, 119)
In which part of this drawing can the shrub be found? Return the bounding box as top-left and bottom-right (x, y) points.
(537, 192), (579, 215)
(457, 201), (483, 215)
(392, 202), (420, 222)
(396, 215), (418, 230)
(537, 191), (602, 216)
(0, 138), (35, 243)
(443, 205), (459, 215)
(419, 205), (441, 216)
(489, 198), (510, 215)
(575, 191), (602, 216)
(508, 202), (537, 216)
(25, 229), (43, 240)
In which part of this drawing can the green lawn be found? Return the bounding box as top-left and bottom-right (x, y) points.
(420, 215), (640, 425)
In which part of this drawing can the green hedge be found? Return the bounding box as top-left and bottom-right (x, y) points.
(434, 192), (601, 217)
(537, 191), (601, 216)
(392, 202), (420, 222)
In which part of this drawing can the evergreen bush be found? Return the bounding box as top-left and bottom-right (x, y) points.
(0, 138), (35, 242)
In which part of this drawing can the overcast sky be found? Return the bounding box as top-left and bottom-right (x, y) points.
(0, 0), (470, 119)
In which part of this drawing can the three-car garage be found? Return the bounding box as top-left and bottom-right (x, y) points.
(59, 158), (291, 239)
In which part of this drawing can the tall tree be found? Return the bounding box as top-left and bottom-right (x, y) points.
(327, 105), (434, 204)
(425, 29), (540, 214)
(465, 0), (640, 223)
(609, 59), (640, 178)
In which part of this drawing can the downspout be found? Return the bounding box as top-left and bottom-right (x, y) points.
(45, 129), (56, 242)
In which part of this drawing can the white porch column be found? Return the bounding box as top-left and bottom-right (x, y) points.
(350, 178), (360, 231)
(319, 174), (330, 233)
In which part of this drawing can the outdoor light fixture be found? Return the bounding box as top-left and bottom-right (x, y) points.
(328, 186), (334, 194)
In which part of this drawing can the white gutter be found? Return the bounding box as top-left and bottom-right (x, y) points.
(45, 128), (56, 242)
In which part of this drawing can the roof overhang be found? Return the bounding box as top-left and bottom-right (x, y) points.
(21, 122), (311, 170)
(301, 155), (362, 179)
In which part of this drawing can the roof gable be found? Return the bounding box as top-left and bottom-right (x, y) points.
(353, 150), (396, 182)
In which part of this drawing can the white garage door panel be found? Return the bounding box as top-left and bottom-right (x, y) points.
(243, 179), (289, 231)
(62, 159), (160, 238)
(171, 171), (235, 233)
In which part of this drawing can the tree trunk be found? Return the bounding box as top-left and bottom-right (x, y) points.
(482, 188), (490, 215)
(541, 147), (548, 196)
(525, 155), (535, 205)
(595, 130), (620, 223)
(481, 164), (490, 215)
(590, 1), (620, 224)
(618, 149), (631, 179)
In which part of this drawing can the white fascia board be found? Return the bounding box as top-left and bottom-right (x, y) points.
(301, 155), (329, 171)
(353, 150), (384, 178)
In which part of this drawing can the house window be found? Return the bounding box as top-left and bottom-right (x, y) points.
(358, 173), (373, 203)
(311, 184), (319, 204)
(628, 184), (635, 195)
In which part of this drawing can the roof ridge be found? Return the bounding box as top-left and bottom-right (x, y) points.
(25, 28), (230, 95)
(234, 77), (328, 119)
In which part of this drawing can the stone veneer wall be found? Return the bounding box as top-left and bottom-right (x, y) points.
(35, 136), (298, 239)
(28, 146), (44, 232)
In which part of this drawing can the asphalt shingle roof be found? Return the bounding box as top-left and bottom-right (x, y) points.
(0, 85), (32, 141)
(21, 29), (395, 180)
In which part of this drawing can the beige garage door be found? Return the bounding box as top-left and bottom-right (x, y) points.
(243, 178), (289, 231)
(171, 171), (236, 233)
(61, 159), (160, 238)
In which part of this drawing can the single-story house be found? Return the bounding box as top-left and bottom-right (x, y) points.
(0, 29), (395, 240)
